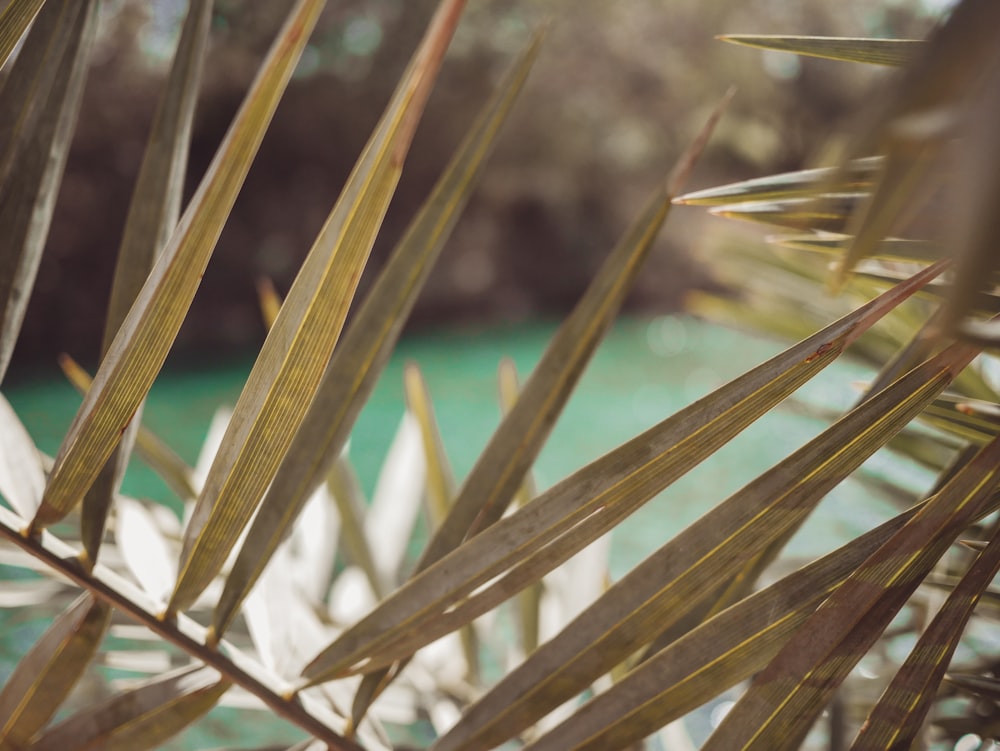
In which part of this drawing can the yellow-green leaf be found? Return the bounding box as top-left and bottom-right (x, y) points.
(703, 429), (1000, 751)
(0, 393), (46, 519)
(297, 260), (946, 689)
(208, 21), (538, 640)
(0, 0), (96, 382)
(710, 194), (862, 233)
(33, 0), (327, 531)
(0, 0), (45, 70)
(0, 592), (111, 747)
(81, 0), (213, 567)
(719, 35), (922, 67)
(417, 340), (977, 751)
(29, 665), (231, 751)
(170, 0), (467, 618)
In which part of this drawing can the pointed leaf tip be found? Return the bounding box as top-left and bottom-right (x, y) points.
(667, 87), (734, 197)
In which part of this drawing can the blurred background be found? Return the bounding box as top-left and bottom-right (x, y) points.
(10, 0), (944, 370)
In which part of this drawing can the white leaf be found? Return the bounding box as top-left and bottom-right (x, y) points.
(116, 497), (178, 603)
(364, 412), (426, 583)
(0, 394), (46, 518)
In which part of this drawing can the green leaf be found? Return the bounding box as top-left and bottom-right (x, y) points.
(79, 0), (213, 567)
(209, 21), (539, 640)
(703, 429), (1000, 751)
(405, 362), (457, 527)
(297, 260), (946, 688)
(0, 592), (111, 747)
(719, 35), (922, 67)
(0, 0), (96, 383)
(29, 665), (231, 751)
(33, 0), (327, 531)
(171, 0), (466, 618)
(849, 523), (1000, 750)
(427, 338), (976, 751)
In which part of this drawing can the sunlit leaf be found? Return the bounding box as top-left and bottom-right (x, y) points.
(773, 234), (941, 265)
(0, 0), (96, 382)
(173, 0), (466, 619)
(29, 664), (231, 751)
(675, 157), (881, 206)
(210, 25), (540, 639)
(297, 260), (946, 688)
(33, 0), (327, 531)
(0, 393), (45, 518)
(710, 194), (863, 233)
(849, 524), (1000, 750)
(405, 362), (457, 527)
(719, 35), (922, 67)
(80, 0), (213, 567)
(0, 592), (111, 747)
(117, 497), (178, 604)
(703, 429), (1000, 751)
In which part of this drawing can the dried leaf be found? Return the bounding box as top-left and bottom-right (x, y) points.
(719, 35), (921, 67)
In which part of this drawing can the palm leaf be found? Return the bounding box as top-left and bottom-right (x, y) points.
(172, 0), (467, 618)
(0, 0), (45, 69)
(297, 260), (945, 688)
(79, 0), (213, 567)
(719, 35), (922, 67)
(0, 592), (111, 747)
(702, 428), (1000, 750)
(0, 0), (96, 382)
(29, 664), (231, 751)
(33, 0), (327, 531)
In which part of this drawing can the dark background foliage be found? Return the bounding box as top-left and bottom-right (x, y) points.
(14, 0), (935, 368)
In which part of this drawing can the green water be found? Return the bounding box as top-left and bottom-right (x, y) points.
(0, 315), (934, 748)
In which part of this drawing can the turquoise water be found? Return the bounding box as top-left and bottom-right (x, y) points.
(0, 315), (933, 748)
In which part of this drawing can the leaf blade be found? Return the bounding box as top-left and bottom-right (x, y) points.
(33, 0), (328, 530)
(170, 0), (467, 617)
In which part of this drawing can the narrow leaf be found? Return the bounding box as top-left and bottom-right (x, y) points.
(171, 0), (466, 617)
(498, 357), (543, 657)
(417, 90), (732, 580)
(298, 260), (946, 688)
(832, 0), (1000, 287)
(0, 0), (45, 70)
(773, 234), (941, 265)
(328, 453), (385, 600)
(849, 524), (1000, 750)
(58, 353), (198, 501)
(405, 362), (457, 526)
(0, 393), (46, 518)
(116, 497), (178, 603)
(521, 504), (924, 751)
(674, 157), (881, 206)
(0, 592), (111, 747)
(719, 35), (922, 67)
(29, 664), (231, 751)
(703, 430), (1000, 751)
(80, 0), (213, 566)
(710, 194), (863, 233)
(427, 339), (977, 751)
(209, 22), (538, 639)
(34, 0), (327, 530)
(0, 0), (95, 382)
